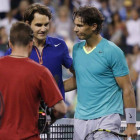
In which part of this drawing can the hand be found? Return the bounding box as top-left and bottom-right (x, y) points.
(50, 108), (57, 125)
(123, 124), (137, 140)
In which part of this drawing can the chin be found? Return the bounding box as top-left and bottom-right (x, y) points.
(78, 37), (85, 40)
(37, 37), (46, 41)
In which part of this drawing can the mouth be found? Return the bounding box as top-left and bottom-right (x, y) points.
(38, 33), (47, 36)
(76, 34), (81, 36)
(77, 34), (83, 38)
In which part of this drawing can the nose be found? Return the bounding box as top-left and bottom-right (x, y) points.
(41, 26), (46, 32)
(74, 26), (78, 32)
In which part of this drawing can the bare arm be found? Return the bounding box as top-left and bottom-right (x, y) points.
(64, 76), (77, 92)
(63, 65), (77, 92)
(115, 75), (136, 108)
(115, 74), (137, 139)
(51, 100), (67, 124)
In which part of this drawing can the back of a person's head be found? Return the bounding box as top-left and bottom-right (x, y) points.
(23, 3), (52, 24)
(73, 6), (105, 34)
(10, 22), (33, 46)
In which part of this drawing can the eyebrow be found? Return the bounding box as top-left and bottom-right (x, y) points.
(74, 22), (84, 25)
(35, 22), (49, 25)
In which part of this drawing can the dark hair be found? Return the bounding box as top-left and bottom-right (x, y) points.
(23, 3), (52, 24)
(111, 12), (121, 26)
(10, 22), (33, 46)
(73, 6), (105, 34)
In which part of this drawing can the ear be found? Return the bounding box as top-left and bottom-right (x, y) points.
(92, 23), (97, 32)
(29, 41), (33, 49)
(28, 41), (33, 57)
(25, 21), (30, 25)
(9, 40), (13, 48)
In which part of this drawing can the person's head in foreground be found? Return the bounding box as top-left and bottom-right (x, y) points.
(9, 21), (33, 56)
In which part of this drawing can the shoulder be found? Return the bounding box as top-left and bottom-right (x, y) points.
(103, 38), (123, 55)
(0, 56), (7, 61)
(73, 41), (86, 50)
(28, 58), (43, 67)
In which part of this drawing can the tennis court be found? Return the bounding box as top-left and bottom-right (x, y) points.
(40, 118), (140, 140)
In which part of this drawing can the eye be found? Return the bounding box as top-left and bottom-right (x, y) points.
(77, 24), (83, 27)
(44, 23), (49, 26)
(35, 24), (42, 27)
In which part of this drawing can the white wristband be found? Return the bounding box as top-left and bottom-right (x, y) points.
(125, 108), (136, 124)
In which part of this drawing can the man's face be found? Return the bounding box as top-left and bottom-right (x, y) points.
(30, 13), (50, 41)
(74, 16), (95, 40)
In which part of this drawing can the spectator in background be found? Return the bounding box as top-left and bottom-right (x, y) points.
(0, 27), (8, 57)
(41, 0), (57, 37)
(59, 0), (74, 12)
(119, 0), (133, 21)
(109, 0), (123, 14)
(0, 10), (18, 36)
(0, 27), (8, 45)
(130, 44), (140, 63)
(0, 27), (8, 56)
(54, 5), (74, 41)
(125, 8), (140, 53)
(108, 12), (126, 52)
(41, 0), (56, 18)
(99, 0), (112, 24)
(0, 0), (10, 19)
(14, 0), (30, 21)
(134, 0), (140, 14)
(90, 0), (102, 9)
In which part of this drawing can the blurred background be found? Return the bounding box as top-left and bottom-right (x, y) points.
(0, 0), (140, 120)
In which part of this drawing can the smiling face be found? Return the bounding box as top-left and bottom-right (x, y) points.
(30, 13), (50, 41)
(74, 16), (97, 40)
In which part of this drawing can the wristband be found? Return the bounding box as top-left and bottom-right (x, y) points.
(125, 108), (136, 124)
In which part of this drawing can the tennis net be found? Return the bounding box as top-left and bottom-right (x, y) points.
(40, 118), (140, 140)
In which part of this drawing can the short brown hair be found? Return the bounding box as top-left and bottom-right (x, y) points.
(10, 22), (33, 46)
(24, 3), (52, 24)
(73, 6), (105, 34)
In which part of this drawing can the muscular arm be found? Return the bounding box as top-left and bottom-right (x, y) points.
(115, 74), (136, 108)
(51, 100), (67, 124)
(115, 74), (137, 139)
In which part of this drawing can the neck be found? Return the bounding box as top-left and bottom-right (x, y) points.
(33, 38), (46, 48)
(10, 47), (30, 58)
(10, 52), (28, 58)
(86, 34), (102, 48)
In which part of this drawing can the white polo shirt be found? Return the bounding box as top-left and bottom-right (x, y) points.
(126, 19), (140, 46)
